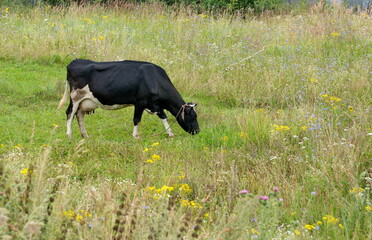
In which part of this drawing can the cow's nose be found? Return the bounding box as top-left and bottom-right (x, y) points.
(191, 129), (200, 135)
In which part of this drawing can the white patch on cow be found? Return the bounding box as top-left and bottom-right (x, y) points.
(79, 99), (98, 112)
(101, 103), (132, 110)
(132, 125), (139, 138)
(67, 85), (133, 138)
(66, 102), (79, 139)
(145, 108), (158, 115)
(162, 118), (175, 137)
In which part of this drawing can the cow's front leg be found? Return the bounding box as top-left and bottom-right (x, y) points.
(158, 111), (175, 138)
(133, 106), (144, 138)
(76, 109), (89, 138)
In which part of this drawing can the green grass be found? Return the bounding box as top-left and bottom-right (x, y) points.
(0, 3), (371, 239)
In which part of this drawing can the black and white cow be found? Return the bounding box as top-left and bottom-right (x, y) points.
(58, 59), (200, 138)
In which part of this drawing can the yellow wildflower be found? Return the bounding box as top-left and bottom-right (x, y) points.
(146, 159), (153, 163)
(180, 199), (190, 207)
(5, 8), (9, 12)
(63, 210), (75, 219)
(347, 106), (354, 112)
(151, 142), (160, 147)
(178, 183), (192, 193)
(80, 210), (91, 217)
(331, 32), (340, 37)
(301, 125), (308, 130)
(365, 206), (372, 211)
(338, 224), (344, 229)
(294, 229), (301, 236)
(329, 96), (341, 102)
(220, 136), (229, 141)
(83, 18), (95, 24)
(145, 186), (156, 192)
(178, 172), (185, 180)
(239, 131), (248, 138)
(13, 144), (22, 149)
(304, 224), (315, 230)
(322, 215), (339, 224)
(349, 187), (365, 194)
(189, 201), (201, 208)
(180, 199), (202, 208)
(75, 214), (83, 222)
(272, 124), (290, 132)
(251, 228), (259, 235)
(151, 154), (161, 161)
(20, 168), (31, 176)
(156, 185), (174, 193)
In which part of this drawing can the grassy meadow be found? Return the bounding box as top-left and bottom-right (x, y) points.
(0, 3), (371, 239)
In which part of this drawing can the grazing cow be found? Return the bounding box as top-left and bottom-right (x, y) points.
(58, 59), (200, 138)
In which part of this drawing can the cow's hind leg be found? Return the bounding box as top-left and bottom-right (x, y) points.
(157, 111), (175, 137)
(76, 109), (89, 138)
(66, 99), (79, 139)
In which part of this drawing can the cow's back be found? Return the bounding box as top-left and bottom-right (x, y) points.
(66, 59), (176, 106)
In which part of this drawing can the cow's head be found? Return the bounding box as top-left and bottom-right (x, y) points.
(177, 103), (200, 135)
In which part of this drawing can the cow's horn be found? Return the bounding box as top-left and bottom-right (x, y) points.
(187, 103), (196, 108)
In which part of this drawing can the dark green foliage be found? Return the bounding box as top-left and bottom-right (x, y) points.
(1, 0), (287, 12)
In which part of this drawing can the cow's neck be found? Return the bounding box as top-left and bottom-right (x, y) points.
(166, 98), (186, 119)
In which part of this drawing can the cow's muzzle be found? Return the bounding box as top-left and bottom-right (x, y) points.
(190, 128), (200, 135)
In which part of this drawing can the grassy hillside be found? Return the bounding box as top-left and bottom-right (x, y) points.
(0, 3), (371, 239)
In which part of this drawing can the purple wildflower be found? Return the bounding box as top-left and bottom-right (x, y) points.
(259, 196), (269, 201)
(239, 189), (249, 194)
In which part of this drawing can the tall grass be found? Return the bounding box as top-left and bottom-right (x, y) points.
(0, 3), (371, 239)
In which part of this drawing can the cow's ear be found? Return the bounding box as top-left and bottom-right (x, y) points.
(187, 103), (197, 108)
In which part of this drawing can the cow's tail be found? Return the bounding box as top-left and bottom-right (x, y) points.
(57, 81), (69, 110)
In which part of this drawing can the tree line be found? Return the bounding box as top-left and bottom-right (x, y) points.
(5, 0), (288, 12)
